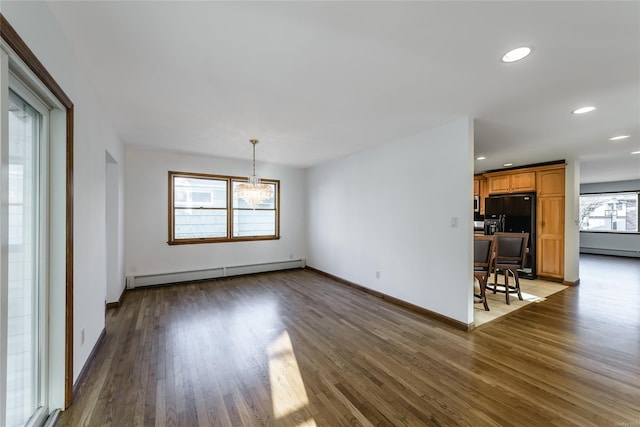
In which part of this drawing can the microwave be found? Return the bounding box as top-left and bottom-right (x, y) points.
(474, 195), (480, 212)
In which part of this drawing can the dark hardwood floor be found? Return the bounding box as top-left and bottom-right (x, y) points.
(58, 255), (640, 426)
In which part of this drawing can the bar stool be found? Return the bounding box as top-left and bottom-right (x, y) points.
(474, 235), (496, 311)
(487, 232), (529, 305)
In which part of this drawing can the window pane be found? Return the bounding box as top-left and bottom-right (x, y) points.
(232, 181), (276, 209)
(233, 210), (276, 237)
(174, 208), (227, 239)
(579, 193), (638, 232)
(6, 89), (40, 427)
(174, 177), (226, 208)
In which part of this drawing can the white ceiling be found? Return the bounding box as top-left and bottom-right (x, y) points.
(44, 1), (639, 183)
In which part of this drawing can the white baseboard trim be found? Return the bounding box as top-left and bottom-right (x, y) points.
(126, 258), (306, 289)
(580, 247), (640, 258)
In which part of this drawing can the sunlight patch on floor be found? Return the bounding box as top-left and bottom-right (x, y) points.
(268, 330), (317, 426)
(520, 291), (546, 302)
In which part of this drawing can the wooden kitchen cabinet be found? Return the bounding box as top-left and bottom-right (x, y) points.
(536, 196), (565, 279)
(536, 166), (565, 279)
(537, 168), (565, 197)
(474, 176), (488, 214)
(487, 175), (510, 194)
(486, 171), (536, 194)
(537, 236), (564, 279)
(511, 171), (536, 192)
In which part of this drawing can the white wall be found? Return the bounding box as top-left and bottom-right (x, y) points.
(2, 1), (126, 387)
(105, 151), (124, 303)
(306, 118), (474, 325)
(564, 159), (580, 282)
(580, 179), (640, 257)
(125, 146), (306, 278)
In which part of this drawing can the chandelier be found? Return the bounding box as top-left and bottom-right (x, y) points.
(235, 139), (274, 209)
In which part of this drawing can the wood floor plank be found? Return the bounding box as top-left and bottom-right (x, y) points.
(58, 255), (640, 426)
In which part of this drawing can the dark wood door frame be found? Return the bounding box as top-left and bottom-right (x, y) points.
(1, 14), (75, 408)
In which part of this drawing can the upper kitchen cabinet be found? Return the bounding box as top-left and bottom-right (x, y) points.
(486, 171), (536, 194)
(474, 176), (488, 214)
(537, 167), (565, 197)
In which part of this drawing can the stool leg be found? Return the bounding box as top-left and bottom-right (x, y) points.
(492, 269), (498, 294)
(480, 275), (489, 311)
(504, 270), (510, 305)
(513, 270), (523, 301)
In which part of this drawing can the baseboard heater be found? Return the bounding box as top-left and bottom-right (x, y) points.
(126, 258), (306, 289)
(580, 247), (640, 258)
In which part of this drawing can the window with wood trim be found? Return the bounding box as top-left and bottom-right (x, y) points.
(168, 171), (280, 244)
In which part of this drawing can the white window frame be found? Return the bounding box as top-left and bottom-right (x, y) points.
(3, 66), (51, 427)
(1, 36), (68, 425)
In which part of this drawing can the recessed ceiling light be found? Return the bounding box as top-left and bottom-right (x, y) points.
(632, 151), (640, 155)
(572, 106), (596, 114)
(501, 47), (532, 63)
(609, 135), (630, 141)
(503, 163), (513, 167)
(476, 156), (486, 160)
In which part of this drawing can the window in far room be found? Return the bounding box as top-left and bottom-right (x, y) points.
(579, 191), (639, 233)
(168, 171), (279, 244)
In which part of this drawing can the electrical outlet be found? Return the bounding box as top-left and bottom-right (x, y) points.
(376, 271), (380, 279)
(290, 253), (293, 259)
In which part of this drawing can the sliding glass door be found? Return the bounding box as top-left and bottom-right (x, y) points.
(3, 79), (49, 427)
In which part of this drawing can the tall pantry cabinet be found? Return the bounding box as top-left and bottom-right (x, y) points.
(536, 167), (565, 279)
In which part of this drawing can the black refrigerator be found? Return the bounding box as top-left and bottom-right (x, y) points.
(484, 193), (536, 279)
